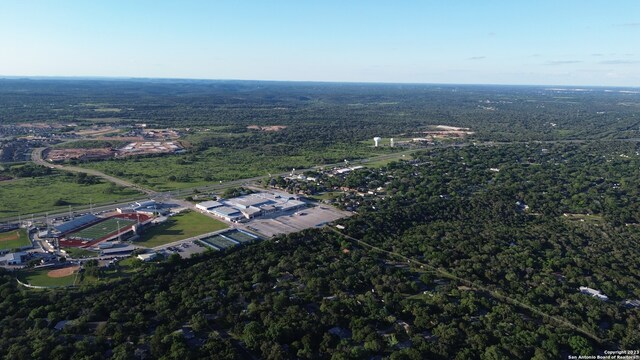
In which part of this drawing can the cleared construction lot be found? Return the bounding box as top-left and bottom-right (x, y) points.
(242, 205), (351, 237)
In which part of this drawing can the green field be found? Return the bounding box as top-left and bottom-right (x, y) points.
(309, 191), (342, 201)
(52, 139), (129, 149)
(81, 140), (390, 191)
(359, 150), (414, 168)
(0, 228), (31, 250)
(0, 174), (143, 220)
(136, 211), (228, 247)
(18, 268), (77, 288)
(19, 257), (148, 289)
(69, 217), (135, 240)
(200, 234), (236, 249)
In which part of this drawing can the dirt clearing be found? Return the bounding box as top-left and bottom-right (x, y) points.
(48, 266), (80, 278)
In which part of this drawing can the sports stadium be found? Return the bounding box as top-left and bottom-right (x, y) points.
(56, 213), (152, 248)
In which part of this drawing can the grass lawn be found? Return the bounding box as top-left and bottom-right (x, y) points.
(361, 151), (414, 168)
(78, 257), (144, 285)
(0, 228), (31, 250)
(135, 211), (228, 248)
(81, 141), (387, 191)
(0, 174), (143, 220)
(19, 257), (152, 289)
(63, 247), (99, 259)
(310, 191), (342, 201)
(18, 268), (77, 287)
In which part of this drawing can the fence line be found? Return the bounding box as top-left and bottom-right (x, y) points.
(15, 277), (76, 290)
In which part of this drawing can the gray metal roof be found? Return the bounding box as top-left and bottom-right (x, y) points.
(55, 214), (100, 234)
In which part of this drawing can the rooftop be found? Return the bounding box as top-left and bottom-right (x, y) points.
(55, 214), (100, 234)
(101, 245), (137, 254)
(213, 206), (242, 217)
(0, 252), (25, 262)
(579, 286), (609, 301)
(197, 200), (223, 209)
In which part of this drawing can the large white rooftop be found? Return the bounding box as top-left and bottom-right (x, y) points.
(196, 200), (223, 210)
(213, 206), (242, 216)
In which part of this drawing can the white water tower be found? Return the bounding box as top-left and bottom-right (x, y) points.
(373, 137), (381, 147)
(390, 138), (395, 147)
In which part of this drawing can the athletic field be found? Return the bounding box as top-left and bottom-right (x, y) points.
(223, 229), (258, 244)
(200, 234), (236, 249)
(0, 228), (31, 250)
(68, 217), (135, 241)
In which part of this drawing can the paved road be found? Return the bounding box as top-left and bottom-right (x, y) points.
(327, 227), (605, 344)
(32, 147), (156, 195)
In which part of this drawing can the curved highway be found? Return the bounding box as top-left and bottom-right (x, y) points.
(32, 147), (156, 195)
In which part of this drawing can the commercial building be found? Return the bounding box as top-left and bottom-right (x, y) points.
(211, 206), (244, 222)
(137, 253), (158, 262)
(195, 200), (223, 212)
(0, 252), (26, 265)
(229, 192), (305, 214)
(117, 200), (168, 216)
(197, 191), (306, 222)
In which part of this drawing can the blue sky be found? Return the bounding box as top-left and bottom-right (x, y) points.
(0, 0), (638, 86)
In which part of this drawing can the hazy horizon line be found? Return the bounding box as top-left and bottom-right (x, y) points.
(0, 74), (638, 89)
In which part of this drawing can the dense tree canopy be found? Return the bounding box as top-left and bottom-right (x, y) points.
(2, 142), (640, 359)
(1, 80), (639, 358)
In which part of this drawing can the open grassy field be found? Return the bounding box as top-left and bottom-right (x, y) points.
(0, 174), (142, 220)
(359, 150), (414, 168)
(81, 141), (393, 191)
(66, 257), (146, 286)
(0, 228), (31, 250)
(309, 191), (342, 201)
(18, 267), (78, 287)
(69, 217), (135, 240)
(19, 257), (149, 289)
(52, 139), (129, 149)
(135, 211), (228, 247)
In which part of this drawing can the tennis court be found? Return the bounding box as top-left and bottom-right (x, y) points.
(223, 229), (258, 244)
(200, 234), (236, 250)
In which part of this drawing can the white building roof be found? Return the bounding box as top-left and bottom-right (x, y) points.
(230, 196), (273, 208)
(241, 207), (262, 216)
(213, 206), (242, 217)
(0, 252), (25, 263)
(196, 200), (223, 210)
(137, 253), (158, 261)
(279, 200), (305, 211)
(135, 200), (156, 208)
(579, 286), (608, 300)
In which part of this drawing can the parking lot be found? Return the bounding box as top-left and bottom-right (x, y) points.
(160, 241), (209, 259)
(241, 205), (351, 237)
